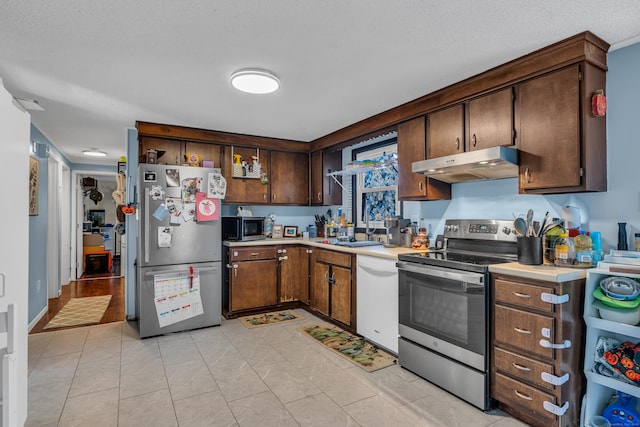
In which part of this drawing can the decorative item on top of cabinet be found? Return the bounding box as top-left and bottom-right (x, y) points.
(582, 261), (640, 427)
(223, 146), (270, 204)
(517, 63), (607, 194)
(397, 116), (451, 201)
(311, 149), (342, 206)
(230, 146), (263, 179)
(491, 273), (585, 427)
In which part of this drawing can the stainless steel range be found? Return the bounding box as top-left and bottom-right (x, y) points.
(396, 219), (517, 410)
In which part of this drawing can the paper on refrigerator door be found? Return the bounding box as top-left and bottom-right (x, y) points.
(207, 172), (226, 199)
(158, 226), (173, 247)
(153, 271), (204, 328)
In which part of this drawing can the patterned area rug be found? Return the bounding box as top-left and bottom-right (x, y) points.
(239, 310), (303, 328)
(299, 323), (397, 372)
(43, 295), (112, 330)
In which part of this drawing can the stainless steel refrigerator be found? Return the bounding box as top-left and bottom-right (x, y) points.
(136, 164), (222, 338)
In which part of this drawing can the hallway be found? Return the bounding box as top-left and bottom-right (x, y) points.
(30, 276), (125, 334)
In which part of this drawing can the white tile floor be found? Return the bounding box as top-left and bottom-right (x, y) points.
(27, 309), (529, 426)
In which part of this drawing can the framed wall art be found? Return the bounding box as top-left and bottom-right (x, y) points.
(272, 224), (283, 239)
(29, 156), (39, 215)
(284, 226), (298, 237)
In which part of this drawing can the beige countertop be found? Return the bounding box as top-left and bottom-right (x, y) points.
(223, 238), (427, 260)
(489, 262), (588, 282)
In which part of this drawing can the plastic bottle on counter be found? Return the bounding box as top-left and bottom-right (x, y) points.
(554, 233), (575, 266)
(591, 231), (603, 263)
(573, 232), (593, 267)
(307, 224), (317, 238)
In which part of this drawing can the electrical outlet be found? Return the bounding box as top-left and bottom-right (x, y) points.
(36, 279), (41, 293)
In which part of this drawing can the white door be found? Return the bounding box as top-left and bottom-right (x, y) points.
(75, 176), (84, 278)
(47, 155), (60, 298)
(60, 165), (71, 285)
(0, 78), (30, 426)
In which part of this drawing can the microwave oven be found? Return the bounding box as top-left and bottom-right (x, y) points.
(222, 216), (266, 241)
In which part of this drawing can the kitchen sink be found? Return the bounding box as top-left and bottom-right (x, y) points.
(334, 240), (384, 248)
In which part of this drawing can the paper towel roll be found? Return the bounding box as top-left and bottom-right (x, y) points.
(562, 206), (581, 229)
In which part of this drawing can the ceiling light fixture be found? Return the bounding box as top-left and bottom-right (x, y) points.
(15, 97), (45, 111)
(82, 149), (107, 157)
(230, 68), (280, 94)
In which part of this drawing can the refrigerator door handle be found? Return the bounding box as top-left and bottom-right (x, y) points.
(144, 187), (150, 264)
(144, 266), (219, 276)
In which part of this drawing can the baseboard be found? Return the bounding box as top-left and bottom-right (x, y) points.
(29, 306), (48, 332)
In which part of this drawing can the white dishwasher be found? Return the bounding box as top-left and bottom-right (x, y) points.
(356, 255), (398, 354)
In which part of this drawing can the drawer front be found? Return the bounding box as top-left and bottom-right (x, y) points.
(492, 372), (557, 426)
(494, 347), (556, 392)
(229, 246), (277, 261)
(494, 278), (554, 312)
(315, 249), (351, 268)
(494, 305), (554, 359)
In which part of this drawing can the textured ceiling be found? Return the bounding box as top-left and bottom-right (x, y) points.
(1, 0), (639, 165)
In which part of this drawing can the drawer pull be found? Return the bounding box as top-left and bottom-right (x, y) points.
(513, 327), (532, 335)
(250, 252), (260, 256)
(514, 390), (533, 401)
(541, 371), (569, 386)
(539, 339), (572, 349)
(543, 401), (569, 416)
(512, 363), (531, 372)
(512, 291), (531, 299)
(541, 292), (569, 305)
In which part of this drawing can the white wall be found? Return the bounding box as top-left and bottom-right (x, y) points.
(0, 77), (30, 426)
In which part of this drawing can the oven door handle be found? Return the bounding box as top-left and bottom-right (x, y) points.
(396, 261), (484, 286)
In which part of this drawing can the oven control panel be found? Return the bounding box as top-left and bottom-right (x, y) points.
(443, 219), (516, 242)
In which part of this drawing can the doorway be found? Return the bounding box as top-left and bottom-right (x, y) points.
(72, 171), (121, 280)
(46, 154), (72, 299)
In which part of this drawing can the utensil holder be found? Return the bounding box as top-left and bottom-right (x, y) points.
(517, 236), (543, 265)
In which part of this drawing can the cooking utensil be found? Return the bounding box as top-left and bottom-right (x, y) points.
(526, 209), (534, 237)
(513, 217), (527, 237)
(539, 212), (549, 236)
(532, 221), (541, 237)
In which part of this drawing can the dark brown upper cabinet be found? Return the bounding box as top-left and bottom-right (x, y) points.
(310, 149), (342, 206)
(397, 117), (451, 201)
(517, 63), (606, 194)
(427, 104), (465, 158)
(467, 87), (514, 151)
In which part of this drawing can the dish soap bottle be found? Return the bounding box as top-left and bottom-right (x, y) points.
(554, 233), (575, 266)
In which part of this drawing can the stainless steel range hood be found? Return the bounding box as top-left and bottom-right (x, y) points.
(412, 146), (518, 183)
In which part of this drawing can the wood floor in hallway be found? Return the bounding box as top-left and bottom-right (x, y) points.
(29, 276), (125, 334)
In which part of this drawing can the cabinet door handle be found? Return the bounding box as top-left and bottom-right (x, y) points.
(272, 193), (276, 201)
(317, 192), (322, 201)
(512, 291), (531, 299)
(472, 133), (477, 147)
(418, 181), (423, 192)
(512, 362), (531, 371)
(455, 137), (460, 150)
(514, 390), (533, 401)
(513, 327), (532, 334)
(263, 193), (267, 201)
(525, 167), (532, 183)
